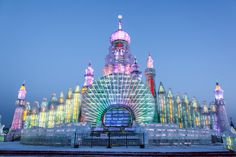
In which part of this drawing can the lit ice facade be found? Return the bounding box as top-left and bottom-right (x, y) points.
(10, 15), (235, 147)
(23, 86), (82, 129)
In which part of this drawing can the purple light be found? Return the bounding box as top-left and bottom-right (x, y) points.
(18, 89), (26, 100)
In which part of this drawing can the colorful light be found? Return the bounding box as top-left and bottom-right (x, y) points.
(81, 74), (155, 126)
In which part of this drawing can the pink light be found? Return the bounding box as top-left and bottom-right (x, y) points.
(18, 90), (26, 100)
(113, 64), (119, 73)
(11, 107), (24, 130)
(110, 30), (131, 44)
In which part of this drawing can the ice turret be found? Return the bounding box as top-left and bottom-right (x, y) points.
(11, 82), (27, 131)
(39, 98), (48, 128)
(158, 82), (166, 123)
(56, 92), (65, 125)
(65, 88), (73, 123)
(84, 63), (94, 87)
(182, 94), (191, 128)
(47, 93), (57, 128)
(72, 85), (81, 123)
(30, 101), (39, 127)
(166, 89), (174, 123)
(144, 54), (158, 122)
(131, 58), (142, 80)
(214, 82), (230, 133)
(175, 94), (183, 128)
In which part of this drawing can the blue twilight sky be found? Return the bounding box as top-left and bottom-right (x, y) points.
(0, 0), (236, 127)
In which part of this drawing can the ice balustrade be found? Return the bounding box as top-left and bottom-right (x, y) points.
(21, 123), (91, 146)
(141, 124), (213, 146)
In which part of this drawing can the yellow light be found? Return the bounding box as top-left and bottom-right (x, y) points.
(20, 85), (26, 91)
(215, 85), (221, 91)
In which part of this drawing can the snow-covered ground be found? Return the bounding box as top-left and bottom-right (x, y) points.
(0, 142), (228, 152)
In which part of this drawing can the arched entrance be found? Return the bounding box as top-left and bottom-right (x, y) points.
(102, 105), (134, 127)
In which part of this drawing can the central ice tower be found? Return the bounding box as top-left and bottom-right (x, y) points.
(103, 15), (140, 78)
(81, 15), (154, 127)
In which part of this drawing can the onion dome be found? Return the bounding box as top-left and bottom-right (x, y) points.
(110, 15), (131, 44)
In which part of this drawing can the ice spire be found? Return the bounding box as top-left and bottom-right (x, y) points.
(144, 53), (158, 122)
(118, 14), (122, 30)
(84, 62), (94, 87)
(158, 82), (166, 94)
(74, 85), (80, 93)
(131, 57), (142, 80)
(167, 89), (173, 98)
(158, 82), (166, 123)
(147, 54), (154, 69)
(10, 82), (28, 131)
(167, 89), (174, 124)
(214, 82), (230, 133)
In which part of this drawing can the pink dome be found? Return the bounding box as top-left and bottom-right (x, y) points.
(110, 30), (131, 44)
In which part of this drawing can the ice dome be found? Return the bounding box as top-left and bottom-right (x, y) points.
(110, 30), (131, 44)
(110, 15), (131, 44)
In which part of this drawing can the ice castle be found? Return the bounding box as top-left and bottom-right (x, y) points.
(8, 15), (235, 147)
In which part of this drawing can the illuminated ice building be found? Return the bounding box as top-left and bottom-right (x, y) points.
(10, 15), (235, 146)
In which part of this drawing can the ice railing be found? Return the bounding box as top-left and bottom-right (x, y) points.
(140, 123), (214, 145)
(21, 122), (91, 146)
